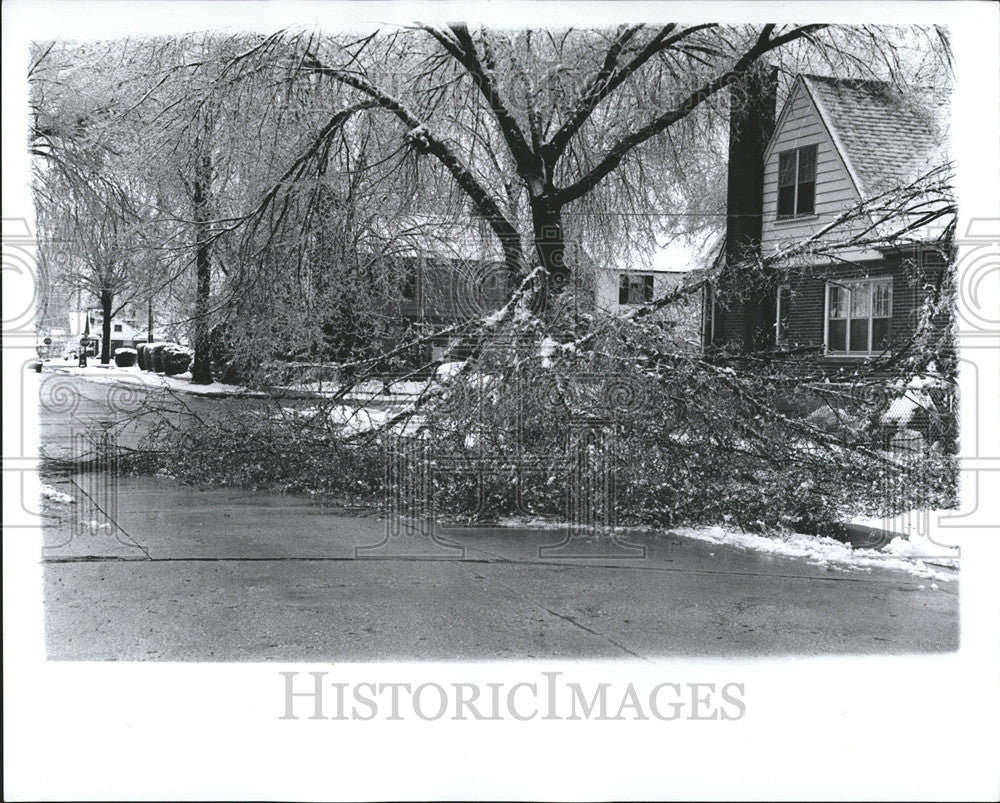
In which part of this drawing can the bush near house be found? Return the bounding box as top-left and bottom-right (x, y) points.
(149, 343), (171, 373)
(137, 343), (156, 370)
(114, 347), (137, 368)
(162, 344), (193, 376)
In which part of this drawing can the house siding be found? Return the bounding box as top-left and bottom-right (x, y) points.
(595, 268), (704, 347)
(397, 257), (509, 325)
(760, 81), (873, 263)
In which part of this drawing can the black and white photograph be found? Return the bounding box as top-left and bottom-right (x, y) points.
(4, 1), (999, 800)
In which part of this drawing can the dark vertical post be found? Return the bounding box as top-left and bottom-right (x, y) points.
(100, 290), (113, 364)
(717, 64), (778, 351)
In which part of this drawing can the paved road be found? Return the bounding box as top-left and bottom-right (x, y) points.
(35, 370), (959, 660)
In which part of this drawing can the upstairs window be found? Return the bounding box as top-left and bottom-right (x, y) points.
(619, 273), (654, 305)
(826, 278), (893, 355)
(777, 145), (817, 218)
(113, 324), (123, 332)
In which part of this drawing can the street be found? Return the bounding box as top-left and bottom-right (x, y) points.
(38, 371), (959, 660)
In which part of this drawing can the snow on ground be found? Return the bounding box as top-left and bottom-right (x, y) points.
(40, 484), (76, 504)
(495, 513), (958, 582)
(852, 510), (960, 566)
(279, 404), (426, 436)
(672, 524), (956, 582)
(45, 363), (261, 396)
(277, 378), (430, 400)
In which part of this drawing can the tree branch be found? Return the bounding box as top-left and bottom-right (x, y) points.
(544, 24), (722, 161)
(424, 24), (537, 177)
(554, 24), (826, 206)
(302, 50), (524, 271)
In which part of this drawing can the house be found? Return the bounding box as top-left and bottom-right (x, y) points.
(709, 73), (953, 366)
(382, 217), (711, 361)
(593, 233), (717, 349)
(85, 307), (152, 355)
(362, 216), (511, 364)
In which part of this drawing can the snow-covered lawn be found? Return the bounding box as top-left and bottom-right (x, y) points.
(327, 404), (426, 436)
(277, 403), (427, 436)
(277, 364), (469, 402)
(45, 363), (261, 397)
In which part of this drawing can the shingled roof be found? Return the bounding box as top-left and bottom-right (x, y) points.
(800, 74), (949, 196)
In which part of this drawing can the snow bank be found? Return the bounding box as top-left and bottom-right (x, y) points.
(672, 525), (956, 582)
(852, 510), (960, 568)
(494, 511), (958, 582)
(40, 484), (75, 504)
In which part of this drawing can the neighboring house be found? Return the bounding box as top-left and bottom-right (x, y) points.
(709, 73), (953, 366)
(385, 218), (712, 359)
(85, 307), (150, 355)
(366, 216), (510, 363)
(593, 234), (718, 349)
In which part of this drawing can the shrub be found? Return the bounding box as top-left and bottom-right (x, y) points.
(162, 344), (192, 376)
(114, 347), (137, 368)
(150, 342), (170, 373)
(137, 343), (155, 370)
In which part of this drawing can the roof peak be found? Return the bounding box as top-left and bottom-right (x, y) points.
(790, 72), (949, 196)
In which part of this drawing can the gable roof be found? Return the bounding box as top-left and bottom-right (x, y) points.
(797, 74), (949, 197)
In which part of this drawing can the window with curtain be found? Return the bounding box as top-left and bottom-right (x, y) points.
(826, 278), (893, 354)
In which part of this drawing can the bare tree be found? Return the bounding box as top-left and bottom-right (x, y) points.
(217, 24), (949, 312)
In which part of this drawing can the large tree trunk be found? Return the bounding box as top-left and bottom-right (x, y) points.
(191, 149), (214, 384)
(529, 195), (571, 310)
(100, 290), (113, 365)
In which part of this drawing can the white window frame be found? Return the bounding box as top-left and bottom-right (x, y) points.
(823, 277), (893, 356)
(775, 284), (791, 347)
